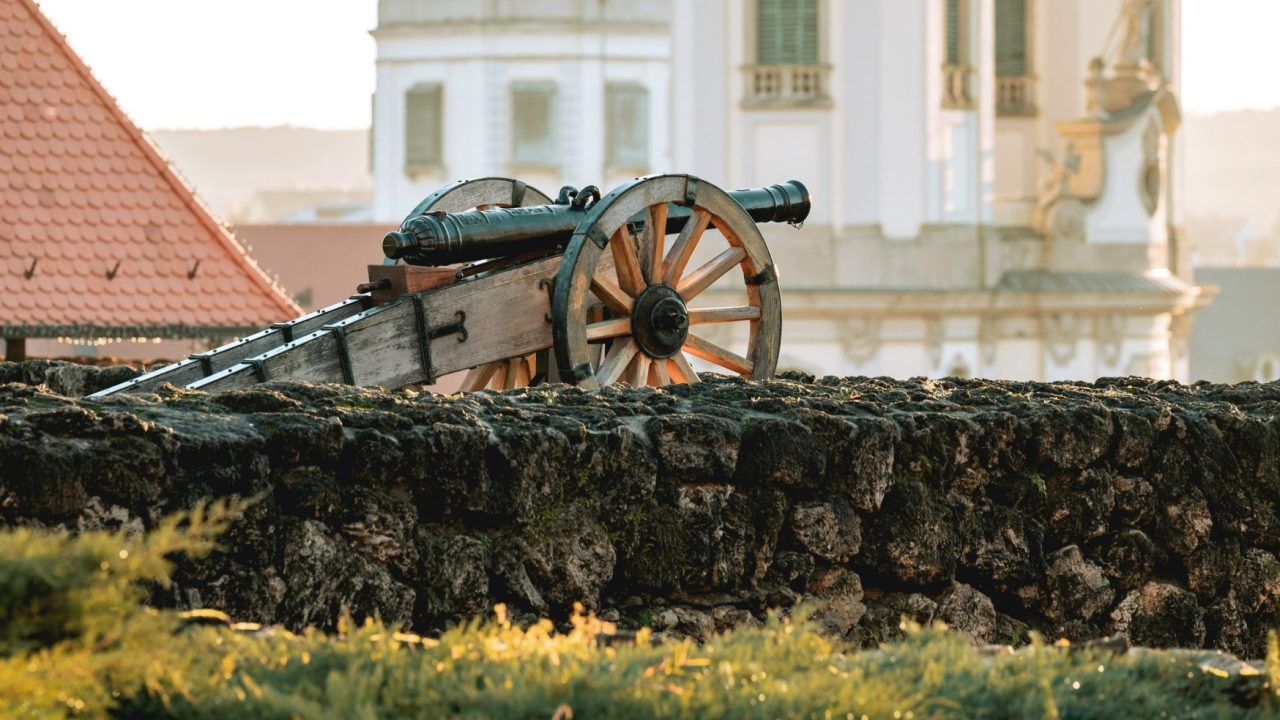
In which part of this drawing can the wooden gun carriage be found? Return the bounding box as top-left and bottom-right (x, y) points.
(92, 174), (809, 397)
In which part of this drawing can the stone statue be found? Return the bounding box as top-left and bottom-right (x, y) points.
(1114, 0), (1153, 68)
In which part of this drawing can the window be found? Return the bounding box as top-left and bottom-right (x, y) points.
(511, 82), (558, 168)
(994, 0), (1036, 116)
(756, 0), (819, 66)
(605, 84), (648, 170)
(404, 83), (442, 171)
(942, 0), (974, 109)
(945, 0), (964, 66)
(995, 0), (1028, 77)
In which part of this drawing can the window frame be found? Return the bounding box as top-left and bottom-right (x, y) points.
(509, 80), (560, 170)
(604, 82), (650, 172)
(994, 0), (1031, 79)
(754, 0), (821, 67)
(403, 82), (444, 175)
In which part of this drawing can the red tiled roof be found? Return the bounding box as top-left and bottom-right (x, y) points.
(0, 0), (300, 339)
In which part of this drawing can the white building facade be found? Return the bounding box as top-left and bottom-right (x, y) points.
(372, 0), (1212, 382)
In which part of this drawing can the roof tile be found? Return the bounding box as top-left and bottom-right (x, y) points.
(1, 0), (300, 339)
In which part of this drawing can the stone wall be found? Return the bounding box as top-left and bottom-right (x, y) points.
(2, 361), (1279, 656)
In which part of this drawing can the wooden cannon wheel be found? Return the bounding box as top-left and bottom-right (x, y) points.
(396, 177), (553, 392)
(551, 175), (781, 390)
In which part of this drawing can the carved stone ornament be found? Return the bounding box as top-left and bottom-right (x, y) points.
(839, 317), (881, 366)
(978, 316), (1000, 366)
(1095, 313), (1124, 367)
(1139, 119), (1161, 216)
(924, 315), (944, 369)
(1168, 312), (1191, 362)
(1044, 313), (1081, 366)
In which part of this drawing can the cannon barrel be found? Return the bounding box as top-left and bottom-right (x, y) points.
(384, 180), (810, 266)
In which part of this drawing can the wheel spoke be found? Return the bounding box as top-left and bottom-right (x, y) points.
(677, 246), (747, 300)
(491, 361), (509, 390)
(591, 275), (634, 314)
(661, 209), (711, 284)
(460, 362), (499, 392)
(688, 305), (762, 325)
(596, 338), (640, 386)
(502, 358), (522, 390)
(629, 354), (651, 387)
(651, 358), (671, 386)
(586, 316), (633, 341)
(668, 352), (700, 383)
(683, 333), (754, 375)
(513, 357), (531, 387)
(644, 202), (669, 285)
(610, 226), (646, 296)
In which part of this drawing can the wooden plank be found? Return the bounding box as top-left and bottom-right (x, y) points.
(683, 332), (754, 375)
(661, 209), (711, 284)
(418, 256), (559, 380)
(677, 247), (746, 300)
(192, 256), (561, 393)
(365, 264), (457, 306)
(90, 297), (366, 397)
(687, 305), (761, 325)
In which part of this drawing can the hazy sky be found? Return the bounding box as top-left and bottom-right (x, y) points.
(32, 0), (1280, 130)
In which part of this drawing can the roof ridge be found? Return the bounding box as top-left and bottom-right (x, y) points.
(17, 0), (300, 319)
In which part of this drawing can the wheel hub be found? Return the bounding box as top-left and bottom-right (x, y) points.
(631, 284), (689, 359)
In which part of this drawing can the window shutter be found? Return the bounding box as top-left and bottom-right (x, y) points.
(995, 0), (1027, 77)
(404, 84), (442, 169)
(945, 0), (961, 66)
(511, 82), (558, 168)
(756, 0), (819, 66)
(605, 84), (649, 169)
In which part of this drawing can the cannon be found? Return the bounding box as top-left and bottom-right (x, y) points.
(92, 174), (809, 397)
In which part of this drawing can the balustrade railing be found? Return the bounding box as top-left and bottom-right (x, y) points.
(941, 64), (975, 110)
(997, 75), (1038, 117)
(743, 64), (832, 106)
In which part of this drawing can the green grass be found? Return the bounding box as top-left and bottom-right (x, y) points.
(0, 503), (1275, 719)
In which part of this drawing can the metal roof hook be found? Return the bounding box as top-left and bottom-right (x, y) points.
(106, 261), (121, 280)
(23, 258), (37, 279)
(188, 260), (201, 279)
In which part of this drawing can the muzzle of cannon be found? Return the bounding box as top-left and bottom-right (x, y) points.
(93, 174), (806, 397)
(384, 180), (810, 267)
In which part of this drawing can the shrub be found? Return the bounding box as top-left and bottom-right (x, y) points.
(0, 506), (1274, 719)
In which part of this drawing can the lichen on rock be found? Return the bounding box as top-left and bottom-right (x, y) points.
(2, 361), (1280, 653)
